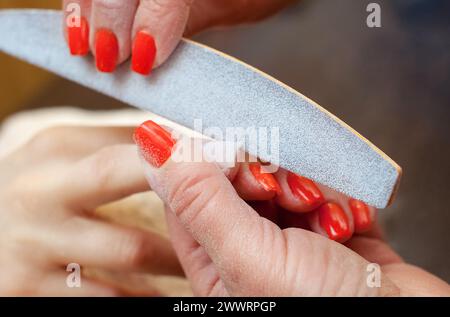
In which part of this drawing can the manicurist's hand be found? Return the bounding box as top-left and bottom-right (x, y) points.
(134, 120), (450, 296)
(0, 126), (183, 296)
(63, 0), (295, 74)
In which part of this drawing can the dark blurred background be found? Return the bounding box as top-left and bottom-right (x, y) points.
(1, 0), (449, 281)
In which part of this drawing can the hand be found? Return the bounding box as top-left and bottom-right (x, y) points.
(63, 0), (295, 74)
(0, 126), (183, 296)
(134, 120), (450, 296)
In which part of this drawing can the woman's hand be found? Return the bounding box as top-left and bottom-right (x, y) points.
(134, 120), (450, 296)
(63, 0), (295, 74)
(0, 126), (183, 296)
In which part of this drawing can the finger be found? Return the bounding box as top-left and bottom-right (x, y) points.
(134, 121), (274, 294)
(349, 199), (376, 234)
(46, 216), (183, 276)
(60, 144), (149, 211)
(37, 272), (119, 296)
(307, 186), (356, 243)
(131, 0), (194, 73)
(63, 0), (92, 56)
(91, 0), (139, 72)
(11, 126), (135, 166)
(134, 121), (399, 296)
(276, 170), (376, 241)
(274, 169), (325, 212)
(232, 162), (281, 201)
(84, 270), (163, 296)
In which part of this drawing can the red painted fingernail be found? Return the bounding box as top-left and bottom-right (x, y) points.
(318, 203), (351, 241)
(132, 31), (157, 75)
(133, 120), (176, 168)
(287, 172), (324, 208)
(349, 199), (372, 232)
(95, 29), (118, 73)
(67, 16), (89, 56)
(249, 163), (281, 195)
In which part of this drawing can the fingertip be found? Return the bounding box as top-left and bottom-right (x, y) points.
(232, 163), (279, 201)
(67, 16), (90, 56)
(63, 1), (91, 56)
(90, 0), (139, 72)
(132, 0), (192, 70)
(349, 199), (375, 233)
(131, 31), (157, 75)
(308, 202), (353, 243)
(274, 170), (325, 213)
(94, 28), (119, 72)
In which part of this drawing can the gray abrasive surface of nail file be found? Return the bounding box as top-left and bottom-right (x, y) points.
(0, 9), (401, 208)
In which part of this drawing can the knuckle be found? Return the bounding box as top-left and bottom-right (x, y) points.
(116, 232), (149, 268)
(2, 181), (44, 215)
(27, 126), (69, 156)
(144, 0), (193, 14)
(86, 145), (123, 190)
(93, 0), (128, 10)
(166, 164), (222, 223)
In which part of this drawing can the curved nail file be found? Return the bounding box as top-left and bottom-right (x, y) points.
(0, 9), (401, 208)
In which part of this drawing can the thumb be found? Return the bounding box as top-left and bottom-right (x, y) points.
(133, 120), (275, 294)
(133, 121), (399, 296)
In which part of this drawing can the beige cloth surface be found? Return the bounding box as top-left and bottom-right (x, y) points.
(0, 107), (194, 296)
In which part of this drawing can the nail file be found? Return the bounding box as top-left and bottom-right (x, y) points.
(0, 9), (401, 208)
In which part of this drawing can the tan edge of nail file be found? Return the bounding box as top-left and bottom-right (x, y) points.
(0, 9), (402, 208)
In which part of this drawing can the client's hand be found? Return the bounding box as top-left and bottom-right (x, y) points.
(63, 0), (295, 73)
(0, 126), (182, 296)
(134, 120), (450, 296)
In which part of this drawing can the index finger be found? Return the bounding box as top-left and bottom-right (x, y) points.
(131, 0), (193, 73)
(60, 144), (149, 211)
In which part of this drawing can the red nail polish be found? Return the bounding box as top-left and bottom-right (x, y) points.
(95, 29), (118, 73)
(133, 120), (176, 168)
(349, 199), (372, 232)
(132, 31), (157, 75)
(67, 16), (89, 56)
(249, 163), (281, 195)
(287, 172), (324, 208)
(318, 203), (351, 241)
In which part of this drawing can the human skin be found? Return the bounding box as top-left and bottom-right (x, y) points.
(62, 0), (296, 73)
(0, 124), (448, 295)
(0, 126), (182, 295)
(18, 1), (443, 295)
(134, 120), (450, 296)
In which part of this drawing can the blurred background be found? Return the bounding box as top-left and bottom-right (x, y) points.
(0, 0), (449, 282)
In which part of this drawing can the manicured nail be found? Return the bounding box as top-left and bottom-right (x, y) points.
(67, 16), (89, 56)
(318, 203), (351, 241)
(287, 172), (324, 207)
(249, 163), (281, 195)
(133, 120), (176, 168)
(95, 29), (118, 73)
(349, 199), (372, 232)
(132, 31), (157, 75)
